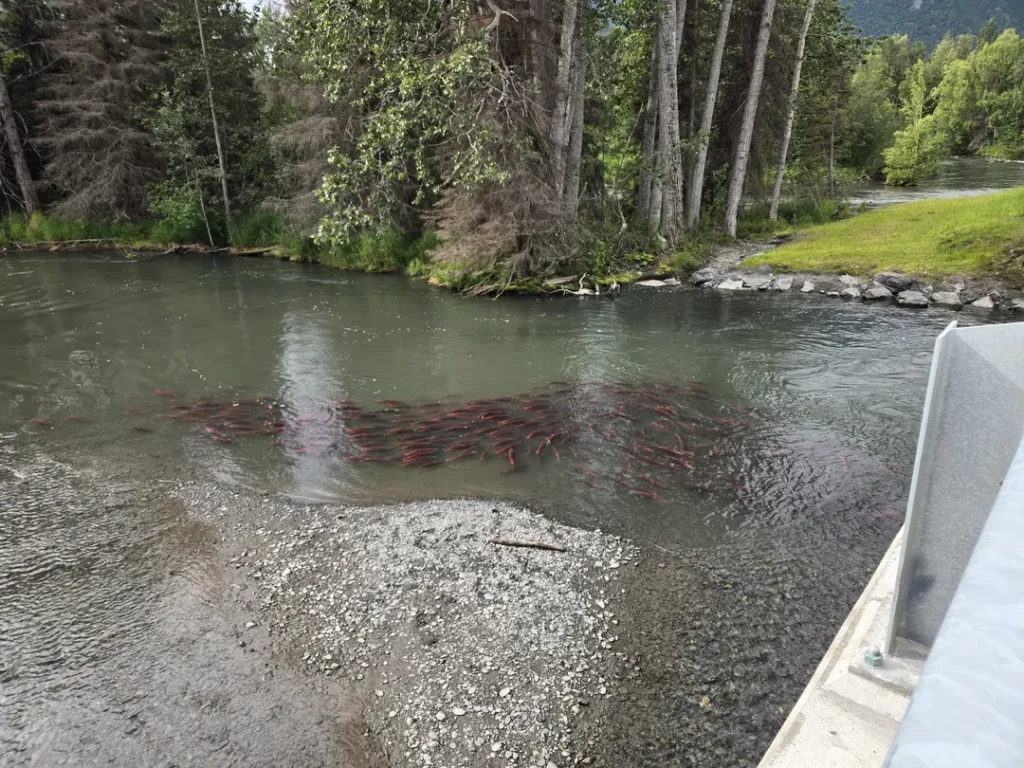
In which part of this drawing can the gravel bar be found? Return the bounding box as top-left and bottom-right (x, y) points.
(176, 483), (639, 768)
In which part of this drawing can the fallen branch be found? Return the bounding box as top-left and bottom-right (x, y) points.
(490, 537), (567, 553)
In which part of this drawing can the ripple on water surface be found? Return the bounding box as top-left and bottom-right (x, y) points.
(0, 252), (991, 546)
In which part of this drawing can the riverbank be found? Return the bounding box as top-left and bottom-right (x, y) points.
(744, 188), (1024, 286)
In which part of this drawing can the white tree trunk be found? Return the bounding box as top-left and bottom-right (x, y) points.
(655, 0), (683, 244)
(0, 72), (39, 215)
(550, 0), (581, 197)
(195, 0), (231, 228)
(769, 0), (817, 222)
(723, 0), (778, 238)
(636, 47), (659, 219)
(564, 45), (586, 212)
(686, 0), (733, 229)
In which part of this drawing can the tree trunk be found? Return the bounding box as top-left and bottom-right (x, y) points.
(828, 98), (836, 199)
(655, 0), (684, 244)
(723, 0), (778, 238)
(550, 0), (581, 198)
(564, 44), (586, 212)
(769, 0), (817, 222)
(0, 72), (40, 215)
(686, 0), (733, 229)
(685, 0), (700, 197)
(636, 47), (659, 220)
(195, 0), (231, 228)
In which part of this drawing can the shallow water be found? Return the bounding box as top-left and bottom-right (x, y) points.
(0, 251), (1004, 765)
(0, 252), (988, 545)
(850, 156), (1024, 206)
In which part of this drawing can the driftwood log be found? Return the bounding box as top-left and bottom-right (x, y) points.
(490, 537), (567, 553)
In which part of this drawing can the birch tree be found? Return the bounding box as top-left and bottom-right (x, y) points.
(769, 0), (817, 221)
(195, 0), (232, 227)
(564, 45), (587, 211)
(0, 69), (38, 214)
(636, 47), (658, 220)
(723, 0), (778, 237)
(687, 0), (733, 229)
(550, 0), (582, 201)
(650, 0), (685, 243)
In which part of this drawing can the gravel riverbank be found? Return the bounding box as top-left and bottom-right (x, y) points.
(173, 481), (891, 768)
(176, 484), (639, 768)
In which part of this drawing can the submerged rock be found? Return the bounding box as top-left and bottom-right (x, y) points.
(690, 268), (718, 286)
(716, 279), (746, 291)
(771, 276), (794, 292)
(896, 290), (929, 308)
(636, 280), (668, 288)
(800, 281), (816, 293)
(862, 285), (893, 301)
(930, 291), (962, 309)
(970, 295), (995, 310)
(743, 275), (773, 291)
(839, 287), (861, 299)
(875, 273), (914, 293)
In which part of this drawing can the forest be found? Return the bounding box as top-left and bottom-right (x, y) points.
(0, 0), (1023, 291)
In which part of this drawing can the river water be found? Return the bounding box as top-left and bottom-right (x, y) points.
(0, 251), (1002, 764)
(851, 156), (1024, 206)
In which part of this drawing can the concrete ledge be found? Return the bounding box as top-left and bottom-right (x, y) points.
(758, 531), (916, 768)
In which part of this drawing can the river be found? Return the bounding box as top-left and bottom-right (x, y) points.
(0, 252), (1001, 765)
(851, 156), (1024, 206)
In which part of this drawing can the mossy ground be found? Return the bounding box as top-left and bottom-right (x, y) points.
(743, 189), (1024, 285)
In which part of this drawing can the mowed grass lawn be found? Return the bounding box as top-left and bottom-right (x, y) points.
(743, 188), (1024, 283)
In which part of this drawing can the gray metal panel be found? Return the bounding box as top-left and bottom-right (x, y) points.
(888, 322), (1024, 651)
(886, 436), (1024, 768)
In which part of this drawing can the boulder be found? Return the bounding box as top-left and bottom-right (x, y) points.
(1011, 298), (1024, 313)
(771, 276), (794, 292)
(970, 295), (995, 310)
(840, 287), (861, 299)
(800, 281), (816, 293)
(930, 291), (962, 308)
(839, 275), (862, 288)
(862, 285), (893, 301)
(636, 279), (668, 287)
(690, 268), (718, 286)
(875, 273), (914, 293)
(896, 290), (929, 308)
(664, 277), (682, 286)
(743, 275), (773, 291)
(717, 279), (746, 291)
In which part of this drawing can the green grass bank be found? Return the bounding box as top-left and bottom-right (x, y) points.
(743, 188), (1024, 285)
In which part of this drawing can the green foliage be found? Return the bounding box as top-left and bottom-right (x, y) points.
(149, 181), (216, 244)
(317, 230), (438, 273)
(151, 0), (271, 234)
(0, 214), (158, 246)
(229, 210), (285, 248)
(737, 199), (851, 239)
(300, 0), (507, 246)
